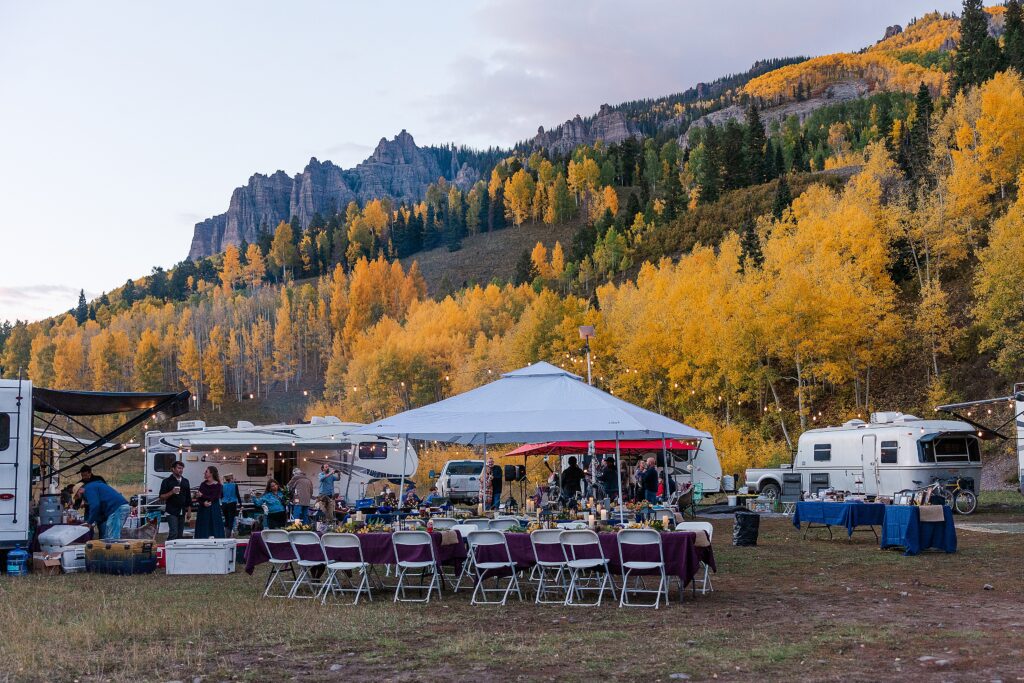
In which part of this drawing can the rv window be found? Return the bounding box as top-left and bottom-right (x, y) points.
(246, 452), (268, 477)
(918, 436), (980, 463)
(812, 444), (831, 462)
(358, 442), (388, 460)
(880, 441), (898, 464)
(0, 413), (8, 451)
(153, 451), (175, 473)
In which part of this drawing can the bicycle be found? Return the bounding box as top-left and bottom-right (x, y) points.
(899, 477), (977, 515)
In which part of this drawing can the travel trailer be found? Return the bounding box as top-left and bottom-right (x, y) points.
(1, 378), (189, 549)
(143, 417), (418, 505)
(745, 412), (984, 507)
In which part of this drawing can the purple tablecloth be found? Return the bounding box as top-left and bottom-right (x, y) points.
(244, 531), (466, 575)
(476, 531), (715, 587)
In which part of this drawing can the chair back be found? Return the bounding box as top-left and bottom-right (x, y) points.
(530, 528), (565, 565)
(451, 524), (478, 540)
(289, 530), (327, 563)
(262, 529), (297, 561)
(467, 530), (512, 565)
(430, 518), (458, 530)
(321, 532), (364, 563)
(392, 530), (436, 565)
(617, 528), (664, 568)
(559, 529), (604, 564)
(489, 518), (519, 531)
(676, 520), (713, 543)
(466, 518), (490, 530)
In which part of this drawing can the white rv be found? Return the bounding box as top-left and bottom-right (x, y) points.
(0, 379), (32, 549)
(143, 417), (418, 505)
(745, 412), (984, 506)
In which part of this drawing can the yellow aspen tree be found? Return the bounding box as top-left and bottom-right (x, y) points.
(177, 333), (201, 402)
(550, 242), (565, 278)
(503, 169), (535, 226)
(272, 288), (297, 390)
(29, 334), (56, 386)
(269, 221), (298, 280)
(204, 325), (226, 408)
(244, 243), (266, 289)
(220, 245), (243, 292)
(134, 328), (163, 391)
(53, 330), (85, 389)
(530, 242), (551, 279)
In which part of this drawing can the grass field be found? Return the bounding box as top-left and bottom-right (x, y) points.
(1, 514), (1022, 682)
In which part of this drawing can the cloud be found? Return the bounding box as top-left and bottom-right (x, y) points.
(0, 284), (98, 323)
(322, 141), (375, 167)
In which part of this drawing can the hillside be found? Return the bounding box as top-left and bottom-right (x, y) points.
(3, 2), (1024, 487)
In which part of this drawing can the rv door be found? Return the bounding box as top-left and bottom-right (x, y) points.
(861, 434), (878, 495)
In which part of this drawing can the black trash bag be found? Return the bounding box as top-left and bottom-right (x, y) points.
(733, 511), (760, 546)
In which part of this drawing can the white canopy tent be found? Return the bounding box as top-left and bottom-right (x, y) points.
(353, 361), (710, 522)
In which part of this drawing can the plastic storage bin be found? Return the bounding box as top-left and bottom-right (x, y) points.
(38, 525), (91, 554)
(61, 545), (86, 573)
(165, 538), (237, 575)
(85, 540), (157, 575)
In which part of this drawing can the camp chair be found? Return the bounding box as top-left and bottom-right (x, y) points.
(392, 530), (441, 603)
(560, 529), (617, 607)
(287, 531), (328, 599)
(319, 533), (372, 605)
(260, 529), (298, 598)
(676, 521), (714, 595)
(465, 530), (522, 605)
(617, 528), (669, 608)
(465, 518), (490, 530)
(531, 529), (569, 604)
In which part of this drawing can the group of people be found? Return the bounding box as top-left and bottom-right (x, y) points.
(247, 463), (341, 529)
(71, 465), (132, 540)
(157, 461), (241, 540)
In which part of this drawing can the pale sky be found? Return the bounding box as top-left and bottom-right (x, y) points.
(0, 0), (961, 322)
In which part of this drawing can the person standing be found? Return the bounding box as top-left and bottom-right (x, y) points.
(600, 456), (620, 501)
(643, 457), (660, 504)
(287, 467), (314, 523)
(81, 479), (131, 540)
(489, 458), (503, 510)
(221, 473), (240, 537)
(560, 456), (586, 502)
(253, 480), (287, 529)
(159, 461), (191, 541)
(194, 466), (225, 539)
(317, 464), (339, 523)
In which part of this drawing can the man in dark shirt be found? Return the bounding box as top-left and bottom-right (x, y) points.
(600, 456), (620, 500)
(158, 461), (192, 540)
(73, 465), (107, 511)
(560, 456), (585, 501)
(642, 457), (660, 503)
(489, 459), (503, 510)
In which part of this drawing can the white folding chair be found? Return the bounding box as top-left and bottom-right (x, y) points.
(466, 530), (522, 605)
(560, 529), (617, 607)
(261, 529), (298, 598)
(488, 518), (520, 531)
(530, 529), (569, 604)
(287, 531), (328, 599)
(319, 533), (372, 605)
(465, 518), (490, 530)
(451, 524), (479, 591)
(430, 518), (459, 530)
(392, 530), (441, 603)
(617, 528), (669, 609)
(676, 521), (714, 595)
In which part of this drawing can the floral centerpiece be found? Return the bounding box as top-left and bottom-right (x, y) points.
(284, 521), (313, 531)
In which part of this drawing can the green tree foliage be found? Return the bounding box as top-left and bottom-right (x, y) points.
(953, 0), (1001, 93)
(744, 105), (767, 185)
(1006, 0), (1024, 74)
(74, 290), (88, 325)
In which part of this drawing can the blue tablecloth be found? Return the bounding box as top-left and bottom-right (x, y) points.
(793, 501), (886, 537)
(880, 505), (957, 555)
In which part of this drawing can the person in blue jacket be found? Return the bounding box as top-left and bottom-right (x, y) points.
(252, 479), (287, 529)
(81, 479), (131, 540)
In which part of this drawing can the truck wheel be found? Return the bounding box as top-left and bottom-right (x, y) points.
(953, 490), (977, 515)
(761, 482), (781, 500)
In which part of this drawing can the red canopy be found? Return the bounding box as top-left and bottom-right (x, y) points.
(504, 439), (697, 457)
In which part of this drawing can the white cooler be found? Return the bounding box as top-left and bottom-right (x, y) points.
(61, 545), (86, 573)
(164, 538), (237, 574)
(38, 525), (91, 554)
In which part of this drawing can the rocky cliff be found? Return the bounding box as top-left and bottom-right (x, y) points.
(189, 130), (452, 259)
(530, 104), (639, 156)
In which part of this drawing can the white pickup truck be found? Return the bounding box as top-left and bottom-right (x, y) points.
(432, 459), (484, 503)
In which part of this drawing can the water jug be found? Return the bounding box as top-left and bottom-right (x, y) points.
(6, 545), (29, 576)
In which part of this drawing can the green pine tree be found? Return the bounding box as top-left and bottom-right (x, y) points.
(772, 174), (793, 221)
(1006, 0), (1024, 73)
(953, 0), (1001, 93)
(744, 105), (767, 185)
(905, 83), (934, 186)
(513, 249), (537, 286)
(739, 216), (763, 272)
(74, 290), (88, 324)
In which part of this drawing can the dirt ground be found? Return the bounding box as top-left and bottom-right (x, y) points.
(1, 514), (1022, 683)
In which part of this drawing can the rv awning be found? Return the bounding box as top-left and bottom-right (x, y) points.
(32, 388), (190, 417)
(504, 439), (698, 457)
(33, 428), (125, 450)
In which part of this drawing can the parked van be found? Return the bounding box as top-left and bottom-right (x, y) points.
(746, 412), (983, 506)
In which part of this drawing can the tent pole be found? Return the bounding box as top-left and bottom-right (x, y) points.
(661, 433), (669, 505)
(397, 434), (408, 521)
(616, 432), (624, 525)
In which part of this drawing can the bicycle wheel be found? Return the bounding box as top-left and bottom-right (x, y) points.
(953, 490), (977, 515)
